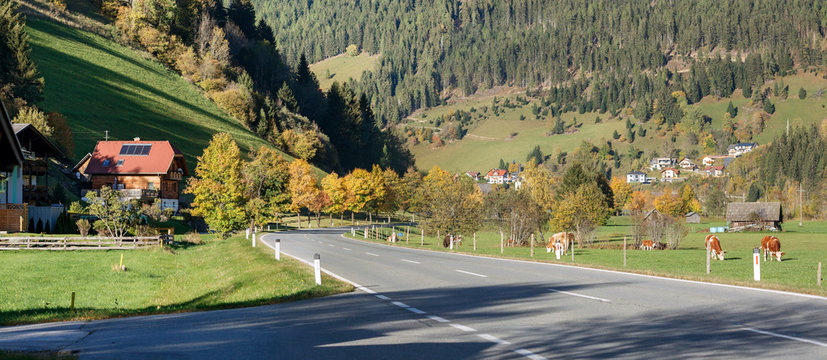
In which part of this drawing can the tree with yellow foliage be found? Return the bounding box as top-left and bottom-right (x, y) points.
(417, 166), (484, 237)
(609, 177), (632, 211)
(186, 133), (247, 238)
(376, 167), (401, 223)
(654, 189), (684, 217)
(344, 167), (384, 223)
(680, 184), (702, 215)
(626, 190), (651, 213)
(243, 146), (290, 231)
(549, 182), (609, 247)
(321, 172), (349, 224)
(288, 159), (319, 228)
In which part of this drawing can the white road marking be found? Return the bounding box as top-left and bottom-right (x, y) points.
(407, 307), (426, 314)
(328, 244), (335, 247)
(456, 269), (487, 278)
(391, 301), (409, 308)
(548, 288), (611, 303)
(375, 295), (391, 301)
(738, 326), (827, 348)
(366, 252), (379, 256)
(450, 324), (476, 332)
(343, 248), (352, 251)
(427, 315), (449, 323)
(514, 349), (547, 360)
(477, 333), (511, 345)
(401, 259), (421, 264)
(356, 286), (376, 294)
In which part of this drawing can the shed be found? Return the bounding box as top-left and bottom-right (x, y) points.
(685, 211), (700, 223)
(726, 202), (782, 229)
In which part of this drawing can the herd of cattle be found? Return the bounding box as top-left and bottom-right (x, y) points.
(402, 230), (785, 262)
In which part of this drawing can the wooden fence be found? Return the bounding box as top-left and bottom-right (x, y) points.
(0, 236), (162, 250)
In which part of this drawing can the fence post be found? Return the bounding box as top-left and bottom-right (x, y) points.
(706, 243), (710, 274)
(252, 231), (256, 247)
(623, 236), (627, 267)
(246, 228), (250, 240)
(473, 232), (476, 252)
(406, 226), (410, 243)
(314, 254), (322, 285)
(70, 291), (75, 312)
(275, 239), (280, 261)
(500, 230), (504, 254)
(818, 262), (822, 286)
(421, 229), (424, 245)
(531, 233), (534, 257)
(392, 226), (396, 243)
(364, 227), (368, 238)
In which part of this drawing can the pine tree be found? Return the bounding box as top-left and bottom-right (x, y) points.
(726, 101), (737, 117)
(227, 0), (257, 39)
(499, 158), (506, 170)
(277, 82), (299, 112)
(296, 53), (316, 86)
(0, 0), (44, 103)
(763, 99), (775, 114)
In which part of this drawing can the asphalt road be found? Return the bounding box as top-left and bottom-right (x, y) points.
(2, 227), (827, 359)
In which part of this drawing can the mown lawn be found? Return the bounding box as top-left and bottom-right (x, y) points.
(0, 234), (352, 326)
(25, 18), (290, 166)
(309, 52), (380, 91)
(347, 217), (827, 296)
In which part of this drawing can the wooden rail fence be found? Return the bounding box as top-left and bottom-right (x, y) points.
(0, 236), (162, 250)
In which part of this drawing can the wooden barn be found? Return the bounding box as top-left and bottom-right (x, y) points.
(726, 202), (782, 230)
(685, 211), (700, 224)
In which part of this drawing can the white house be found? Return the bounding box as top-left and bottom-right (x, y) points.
(704, 165), (725, 177)
(727, 142), (758, 157)
(661, 167), (680, 180)
(649, 157), (676, 170)
(678, 158), (696, 170)
(485, 169), (509, 184)
(465, 171), (481, 181)
(626, 171), (647, 183)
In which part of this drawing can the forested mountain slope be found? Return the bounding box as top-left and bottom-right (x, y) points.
(254, 0), (826, 123)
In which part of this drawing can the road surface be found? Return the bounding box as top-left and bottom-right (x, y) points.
(2, 227), (826, 359)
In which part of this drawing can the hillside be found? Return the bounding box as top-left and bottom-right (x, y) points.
(26, 17), (287, 167)
(309, 52), (379, 91)
(407, 73), (827, 174)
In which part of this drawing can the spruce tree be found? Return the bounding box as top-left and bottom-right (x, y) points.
(0, 0), (44, 103)
(726, 101), (737, 117)
(296, 53), (316, 86)
(277, 82), (299, 112)
(763, 99), (775, 114)
(499, 158), (506, 170)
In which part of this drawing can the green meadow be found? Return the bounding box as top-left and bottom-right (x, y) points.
(0, 234), (352, 325)
(309, 52), (380, 91)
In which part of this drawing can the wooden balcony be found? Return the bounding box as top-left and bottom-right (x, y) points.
(165, 172), (182, 181)
(22, 185), (48, 203)
(83, 189), (159, 201)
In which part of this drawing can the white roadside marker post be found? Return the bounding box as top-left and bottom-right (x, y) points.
(275, 239), (280, 261)
(754, 248), (761, 281)
(246, 228), (250, 240)
(314, 253), (322, 285)
(252, 231), (256, 247)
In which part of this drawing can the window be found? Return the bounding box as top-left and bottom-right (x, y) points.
(116, 159), (124, 166)
(148, 182), (155, 190)
(119, 144), (152, 156)
(102, 159), (110, 167)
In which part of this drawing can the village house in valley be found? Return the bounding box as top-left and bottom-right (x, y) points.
(485, 168), (509, 184)
(74, 138), (189, 211)
(727, 142), (758, 157)
(660, 167), (680, 180)
(0, 100), (26, 232)
(648, 157), (676, 170)
(678, 158), (697, 170)
(626, 170), (647, 184)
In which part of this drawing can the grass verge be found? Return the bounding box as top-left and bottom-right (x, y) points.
(0, 234), (352, 326)
(346, 217), (827, 296)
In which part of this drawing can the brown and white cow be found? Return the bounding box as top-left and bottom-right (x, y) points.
(704, 234), (726, 260)
(761, 235), (784, 262)
(640, 240), (654, 250)
(546, 232), (574, 255)
(387, 232), (397, 243)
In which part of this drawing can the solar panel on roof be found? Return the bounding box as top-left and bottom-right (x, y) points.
(119, 145), (131, 155)
(140, 145), (151, 155)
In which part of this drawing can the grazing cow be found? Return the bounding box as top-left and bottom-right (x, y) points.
(640, 240), (654, 250)
(387, 232), (397, 243)
(506, 238), (516, 247)
(454, 235), (463, 247)
(704, 234), (726, 260)
(761, 236), (784, 262)
(546, 232), (574, 255)
(760, 236), (784, 261)
(442, 234), (453, 248)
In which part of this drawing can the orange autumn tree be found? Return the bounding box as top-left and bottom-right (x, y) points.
(287, 159), (319, 228)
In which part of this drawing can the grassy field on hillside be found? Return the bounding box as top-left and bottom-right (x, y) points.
(309, 52), (379, 91)
(408, 73), (827, 173)
(26, 18), (285, 166)
(349, 217), (827, 296)
(0, 234), (352, 325)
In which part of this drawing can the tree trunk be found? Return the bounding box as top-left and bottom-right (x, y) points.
(316, 212), (321, 227)
(369, 212), (373, 223)
(296, 212), (301, 228)
(329, 213), (333, 226)
(351, 212), (354, 225)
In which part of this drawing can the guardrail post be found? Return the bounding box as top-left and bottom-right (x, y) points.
(314, 253), (321, 285)
(275, 239), (280, 261)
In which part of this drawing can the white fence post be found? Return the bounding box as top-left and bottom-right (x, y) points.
(275, 239), (280, 261)
(623, 236), (627, 267)
(252, 231), (256, 247)
(246, 228), (250, 240)
(314, 253), (322, 285)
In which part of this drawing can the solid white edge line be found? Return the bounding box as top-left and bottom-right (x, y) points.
(407, 307), (427, 315)
(391, 301), (409, 308)
(477, 333), (511, 345)
(514, 349), (547, 360)
(738, 326), (827, 348)
(335, 234), (827, 301)
(427, 315), (449, 323)
(450, 324), (477, 332)
(401, 259), (421, 264)
(456, 269), (487, 278)
(548, 288), (611, 303)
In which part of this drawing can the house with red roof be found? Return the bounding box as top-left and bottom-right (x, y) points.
(73, 138), (189, 211)
(485, 169), (509, 184)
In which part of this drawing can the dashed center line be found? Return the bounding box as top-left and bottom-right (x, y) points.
(401, 259), (421, 264)
(514, 349), (547, 360)
(427, 315), (450, 323)
(328, 244), (335, 247)
(407, 307), (426, 314)
(478, 333), (511, 345)
(375, 295), (391, 300)
(456, 269), (487, 278)
(391, 301), (409, 308)
(548, 288), (611, 303)
(450, 324), (477, 332)
(366, 252), (379, 256)
(343, 248), (352, 251)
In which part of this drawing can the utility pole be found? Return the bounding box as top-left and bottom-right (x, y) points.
(104, 130), (109, 141)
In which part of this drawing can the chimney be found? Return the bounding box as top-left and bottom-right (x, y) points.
(133, 137), (141, 141)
